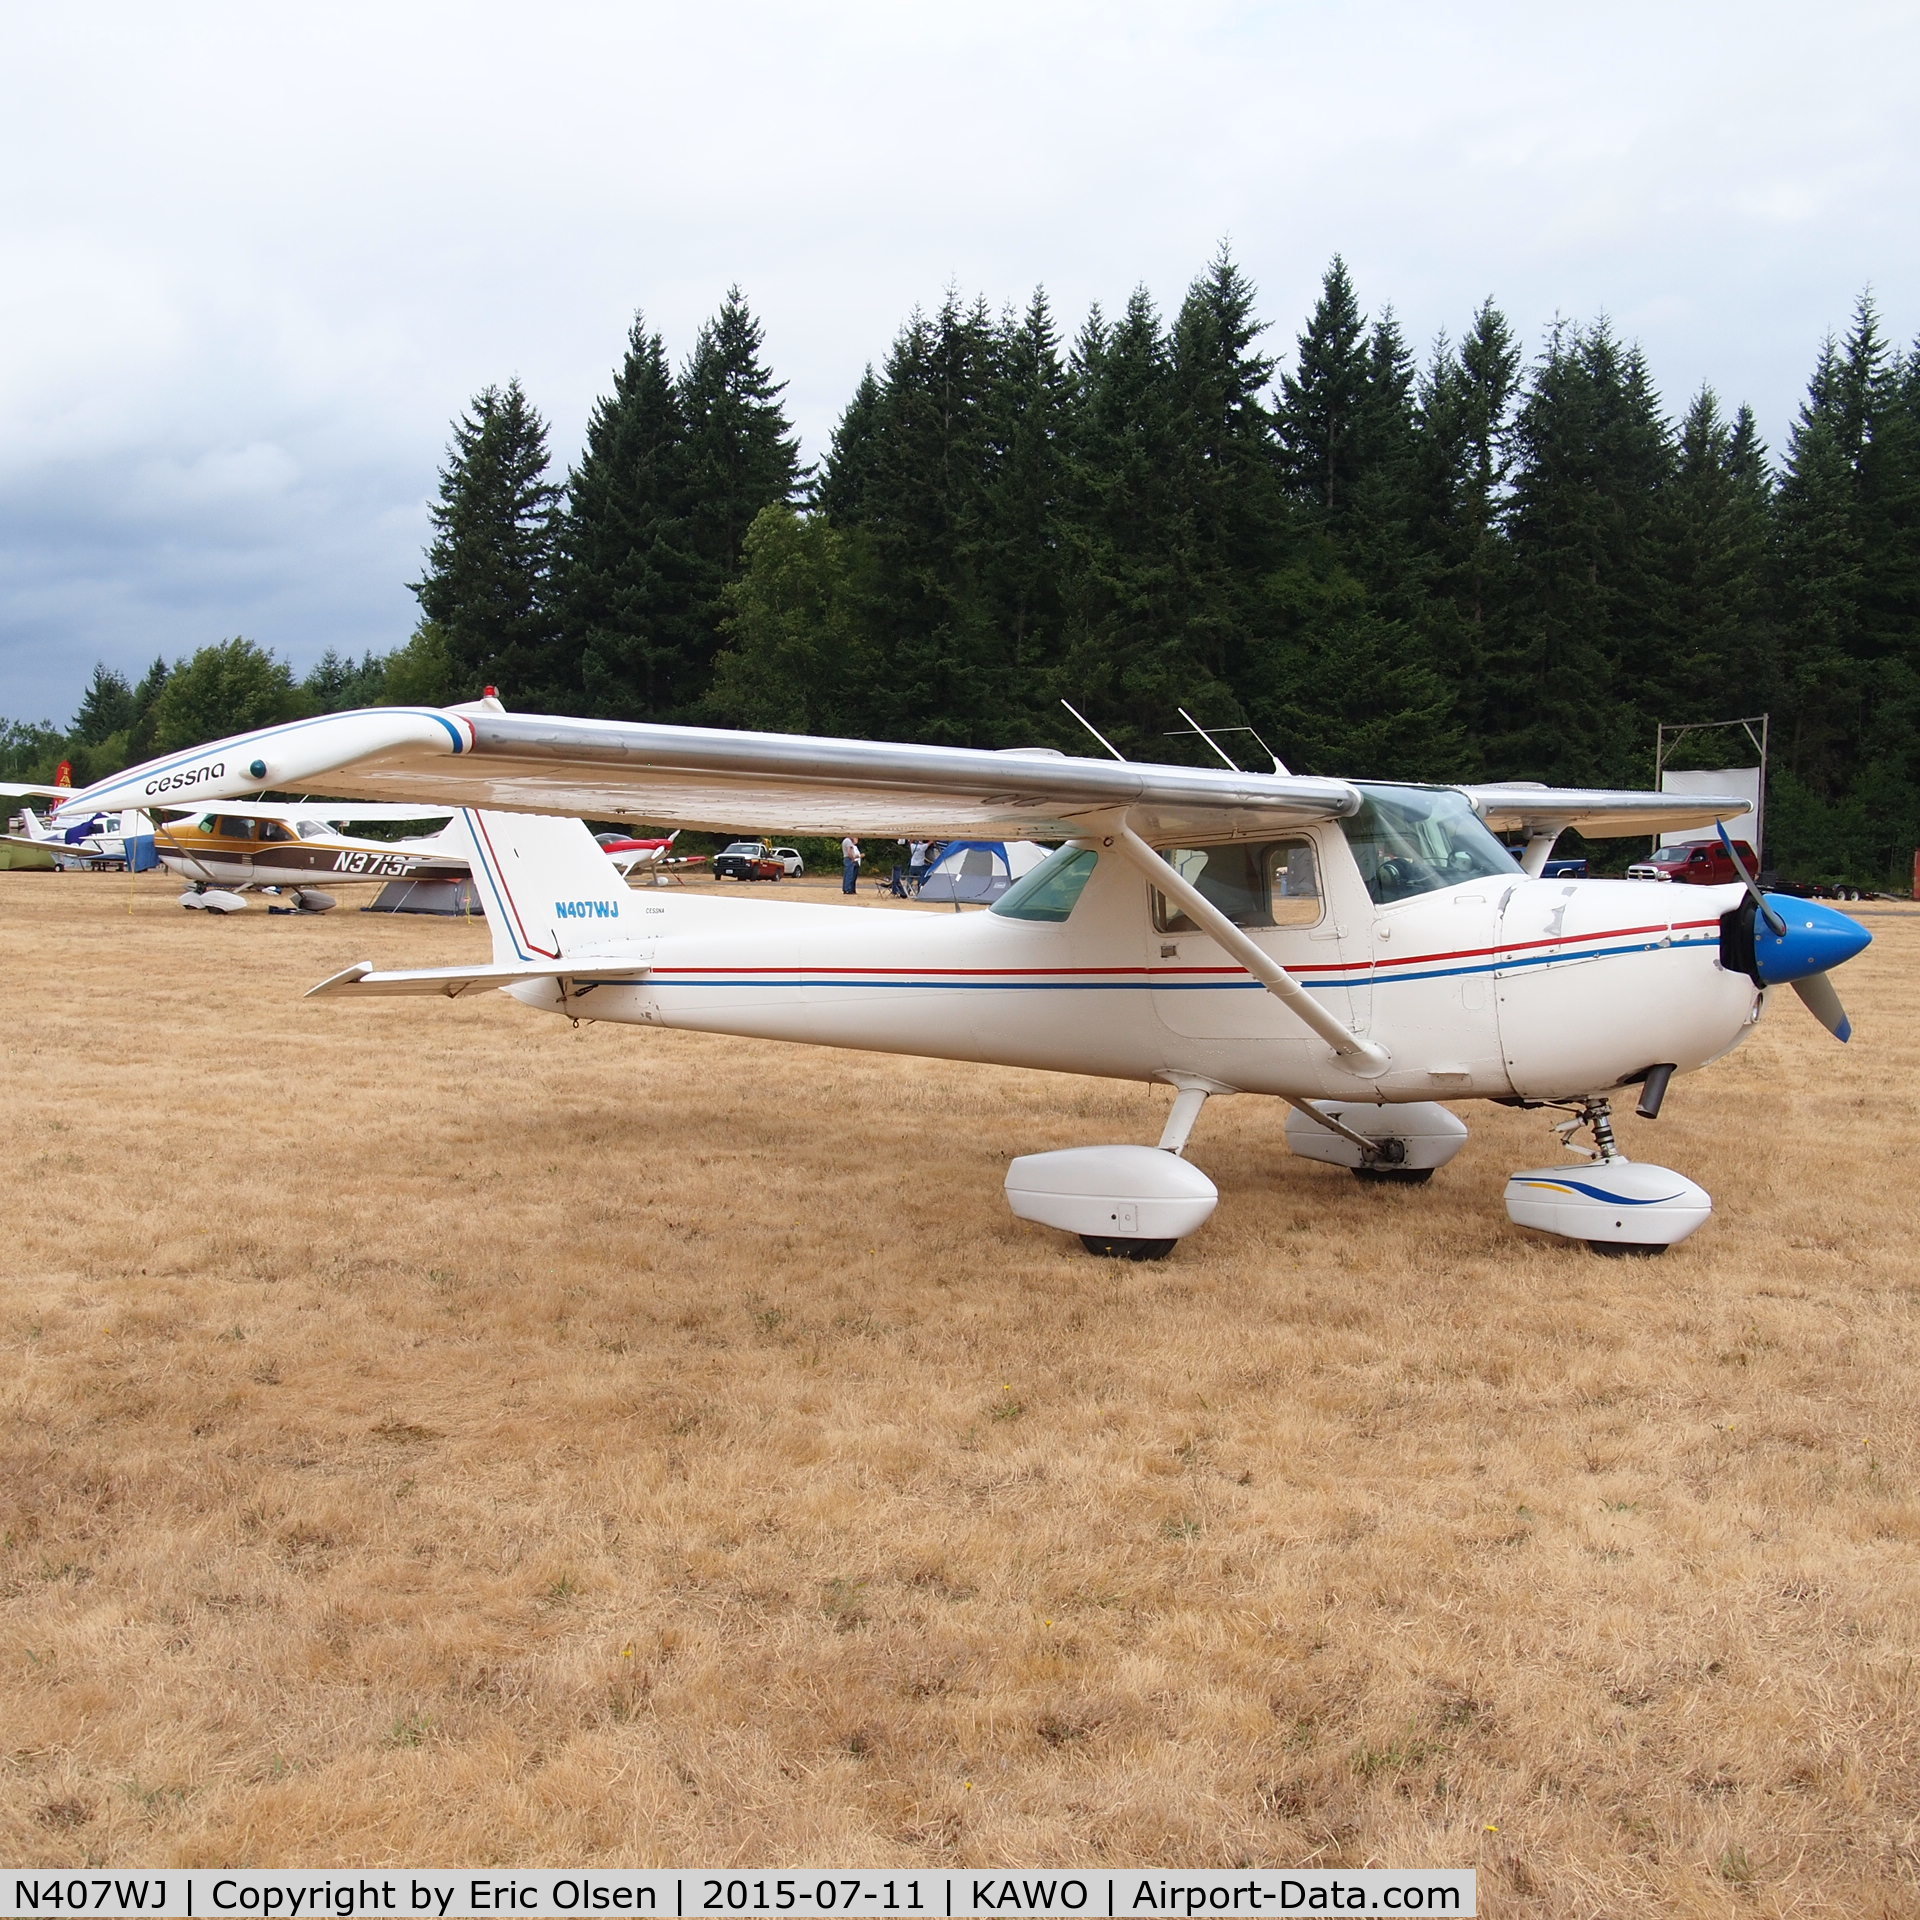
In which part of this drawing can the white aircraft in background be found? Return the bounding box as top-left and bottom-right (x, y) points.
(0, 784), (152, 869)
(2, 780), (464, 899)
(62, 698), (1871, 1261)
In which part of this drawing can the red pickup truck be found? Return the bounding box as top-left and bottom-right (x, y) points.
(1625, 839), (1757, 885)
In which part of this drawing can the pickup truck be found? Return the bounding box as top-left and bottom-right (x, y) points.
(1625, 838), (1757, 885)
(713, 840), (800, 881)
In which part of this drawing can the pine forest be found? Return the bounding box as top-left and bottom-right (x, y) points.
(10, 256), (1920, 886)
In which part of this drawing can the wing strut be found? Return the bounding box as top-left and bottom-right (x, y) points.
(1107, 823), (1390, 1078)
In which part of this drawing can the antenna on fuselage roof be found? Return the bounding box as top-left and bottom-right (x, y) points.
(1059, 699), (1128, 763)
(1165, 708), (1292, 777)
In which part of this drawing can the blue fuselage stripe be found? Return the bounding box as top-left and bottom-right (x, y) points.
(630, 934), (1721, 993)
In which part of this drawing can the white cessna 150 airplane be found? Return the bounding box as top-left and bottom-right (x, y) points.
(59, 699), (1872, 1260)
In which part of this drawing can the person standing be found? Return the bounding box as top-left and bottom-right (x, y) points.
(841, 834), (862, 895)
(908, 840), (930, 892)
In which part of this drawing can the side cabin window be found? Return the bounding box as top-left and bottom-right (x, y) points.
(1151, 840), (1322, 933)
(992, 846), (1099, 923)
(1339, 785), (1520, 905)
(256, 820), (296, 843)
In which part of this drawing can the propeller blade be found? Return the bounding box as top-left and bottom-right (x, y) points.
(1716, 823), (1785, 935)
(1790, 970), (1852, 1042)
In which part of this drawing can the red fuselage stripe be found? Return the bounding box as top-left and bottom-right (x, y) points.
(647, 915), (1724, 980)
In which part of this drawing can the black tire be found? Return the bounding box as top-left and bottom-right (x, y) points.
(1586, 1240), (1666, 1258)
(1352, 1165), (1434, 1184)
(1078, 1235), (1178, 1261)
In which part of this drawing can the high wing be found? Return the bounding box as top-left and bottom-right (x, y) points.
(59, 704), (1753, 846)
(0, 782), (77, 800)
(59, 705), (1361, 842)
(1462, 783), (1755, 839)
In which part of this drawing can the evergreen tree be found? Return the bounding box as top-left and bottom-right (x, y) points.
(127, 657), (171, 759)
(412, 378), (560, 703)
(303, 648), (388, 711)
(813, 367), (884, 523)
(70, 664), (138, 744)
(1492, 321), (1674, 782)
(1416, 301), (1522, 647)
(1773, 298), (1920, 880)
(1165, 248), (1285, 694)
(550, 315), (693, 716)
(1256, 264), (1462, 778)
(842, 294), (1002, 742)
(1275, 257), (1370, 520)
(1055, 289), (1219, 750)
(1774, 329), (1871, 826)
(980, 291), (1071, 723)
(1340, 307), (1427, 617)
(1649, 390), (1774, 723)
(673, 288), (801, 712)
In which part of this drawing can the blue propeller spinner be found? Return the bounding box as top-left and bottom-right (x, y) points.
(1709, 819), (1872, 1043)
(1748, 895), (1873, 988)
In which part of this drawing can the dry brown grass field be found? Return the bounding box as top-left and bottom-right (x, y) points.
(2, 868), (1917, 1913)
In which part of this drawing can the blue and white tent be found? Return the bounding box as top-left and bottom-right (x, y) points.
(916, 839), (1053, 903)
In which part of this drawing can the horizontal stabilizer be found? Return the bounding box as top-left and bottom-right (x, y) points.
(306, 958), (650, 1001)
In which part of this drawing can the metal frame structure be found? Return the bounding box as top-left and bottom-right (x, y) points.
(1654, 714), (1769, 859)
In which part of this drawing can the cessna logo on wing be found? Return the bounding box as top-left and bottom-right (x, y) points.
(144, 760), (225, 795)
(555, 899), (620, 920)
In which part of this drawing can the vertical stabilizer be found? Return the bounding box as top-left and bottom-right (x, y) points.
(461, 810), (636, 964)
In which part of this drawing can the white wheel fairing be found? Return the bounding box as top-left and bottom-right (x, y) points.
(1504, 1161), (1712, 1248)
(1006, 1145), (1218, 1245)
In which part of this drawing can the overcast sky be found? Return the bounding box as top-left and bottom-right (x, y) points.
(3, 0), (1916, 724)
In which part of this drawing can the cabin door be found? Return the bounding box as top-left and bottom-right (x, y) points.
(1146, 836), (1369, 1040)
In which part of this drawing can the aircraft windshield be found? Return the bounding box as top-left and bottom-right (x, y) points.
(992, 845), (1097, 922)
(297, 820), (337, 839)
(1340, 786), (1520, 905)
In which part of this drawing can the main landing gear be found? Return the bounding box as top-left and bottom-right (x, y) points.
(1283, 1100), (1469, 1183)
(1005, 1084), (1713, 1263)
(1004, 1081), (1223, 1262)
(1503, 1093), (1711, 1256)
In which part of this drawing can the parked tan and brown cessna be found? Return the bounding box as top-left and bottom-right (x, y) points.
(157, 803), (466, 912)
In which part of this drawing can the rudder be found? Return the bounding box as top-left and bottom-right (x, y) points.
(462, 810), (637, 964)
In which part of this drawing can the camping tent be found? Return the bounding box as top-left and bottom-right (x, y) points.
(915, 840), (1053, 904)
(364, 876), (482, 916)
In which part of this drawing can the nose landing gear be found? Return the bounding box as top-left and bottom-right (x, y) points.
(1504, 1094), (1711, 1256)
